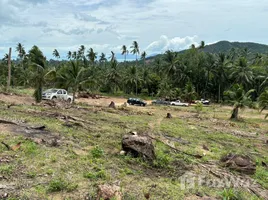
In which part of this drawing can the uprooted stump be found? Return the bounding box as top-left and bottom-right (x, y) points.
(122, 134), (155, 160)
(97, 184), (122, 200)
(108, 101), (116, 109)
(220, 153), (256, 175)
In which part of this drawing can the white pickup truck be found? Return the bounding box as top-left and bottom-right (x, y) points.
(170, 100), (189, 107)
(42, 89), (73, 103)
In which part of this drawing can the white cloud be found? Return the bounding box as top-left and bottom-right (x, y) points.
(146, 35), (199, 54)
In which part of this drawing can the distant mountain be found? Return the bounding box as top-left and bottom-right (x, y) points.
(146, 41), (268, 61)
(201, 41), (268, 54)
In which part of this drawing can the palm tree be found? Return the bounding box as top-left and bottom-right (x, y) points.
(258, 89), (268, 119)
(99, 53), (107, 65)
(57, 61), (90, 102)
(87, 48), (97, 66)
(78, 45), (85, 59)
(106, 60), (121, 93)
(121, 45), (128, 63)
(214, 53), (230, 102)
(67, 51), (72, 60)
(28, 45), (47, 103)
(230, 57), (253, 90)
(224, 84), (254, 119)
(16, 43), (26, 60)
(72, 51), (77, 60)
(110, 51), (116, 62)
(52, 49), (60, 60)
(163, 50), (179, 76)
(130, 41), (140, 65)
(140, 51), (147, 67)
(124, 66), (141, 95)
(182, 82), (196, 103)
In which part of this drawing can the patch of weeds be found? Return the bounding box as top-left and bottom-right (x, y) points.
(23, 141), (38, 155)
(26, 171), (37, 178)
(91, 145), (104, 158)
(47, 178), (78, 193)
(120, 167), (134, 175)
(153, 150), (173, 168)
(0, 164), (14, 175)
(219, 188), (242, 200)
(254, 166), (268, 189)
(83, 167), (107, 180)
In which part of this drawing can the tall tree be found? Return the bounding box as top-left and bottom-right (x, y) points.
(28, 45), (47, 103)
(78, 45), (85, 59)
(224, 84), (254, 119)
(52, 49), (60, 60)
(121, 45), (128, 64)
(130, 41), (140, 65)
(141, 51), (147, 67)
(16, 43), (26, 60)
(230, 57), (253, 90)
(67, 51), (72, 60)
(110, 51), (116, 62)
(87, 48), (97, 66)
(57, 61), (90, 102)
(214, 53), (230, 102)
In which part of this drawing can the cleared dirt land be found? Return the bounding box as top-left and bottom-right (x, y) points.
(0, 92), (267, 199)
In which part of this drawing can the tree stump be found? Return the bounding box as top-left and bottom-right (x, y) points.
(122, 134), (155, 160)
(108, 101), (116, 109)
(166, 113), (172, 118)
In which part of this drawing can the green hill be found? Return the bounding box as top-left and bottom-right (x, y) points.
(201, 40), (268, 54)
(147, 41), (268, 60)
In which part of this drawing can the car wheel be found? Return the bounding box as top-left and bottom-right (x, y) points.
(67, 98), (72, 104)
(52, 96), (57, 100)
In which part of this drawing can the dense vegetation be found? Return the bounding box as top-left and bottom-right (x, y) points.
(0, 41), (268, 118)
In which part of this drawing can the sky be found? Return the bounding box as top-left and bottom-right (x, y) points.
(0, 0), (267, 60)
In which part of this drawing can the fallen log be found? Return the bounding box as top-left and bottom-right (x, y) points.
(147, 134), (203, 159)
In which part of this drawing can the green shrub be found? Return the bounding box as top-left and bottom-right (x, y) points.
(194, 102), (203, 114)
(47, 178), (77, 192)
(91, 146), (104, 158)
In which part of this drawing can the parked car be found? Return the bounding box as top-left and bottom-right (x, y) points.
(127, 98), (147, 106)
(195, 99), (210, 105)
(170, 100), (189, 107)
(152, 99), (170, 105)
(42, 89), (73, 103)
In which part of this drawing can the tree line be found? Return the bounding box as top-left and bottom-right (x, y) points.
(0, 41), (267, 119)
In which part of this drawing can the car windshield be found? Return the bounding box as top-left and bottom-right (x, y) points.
(44, 89), (58, 93)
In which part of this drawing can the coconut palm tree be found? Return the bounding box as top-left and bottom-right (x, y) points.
(99, 53), (107, 65)
(121, 45), (128, 63)
(163, 50), (179, 77)
(214, 53), (230, 102)
(67, 51), (72, 60)
(72, 51), (77, 60)
(28, 45), (47, 102)
(16, 43), (26, 60)
(130, 41), (140, 65)
(87, 48), (98, 66)
(110, 51), (116, 62)
(230, 57), (253, 90)
(78, 45), (85, 59)
(52, 49), (60, 60)
(258, 89), (268, 119)
(106, 60), (121, 93)
(57, 61), (90, 102)
(224, 84), (254, 120)
(182, 82), (196, 103)
(124, 66), (141, 95)
(140, 51), (147, 67)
